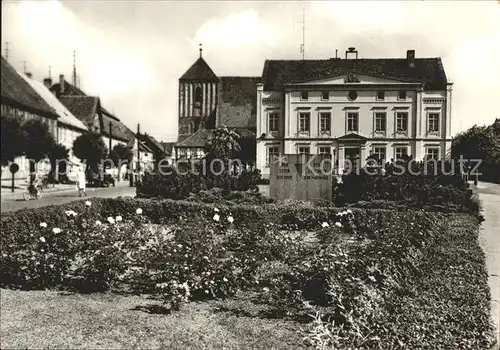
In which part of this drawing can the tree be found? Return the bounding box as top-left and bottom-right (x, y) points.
(1, 116), (26, 167)
(452, 125), (500, 163)
(73, 132), (108, 177)
(204, 126), (242, 193)
(23, 119), (56, 182)
(109, 143), (133, 180)
(48, 143), (69, 182)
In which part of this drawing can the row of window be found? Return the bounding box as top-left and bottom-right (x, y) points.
(177, 148), (204, 159)
(299, 90), (407, 101)
(268, 111), (440, 134)
(267, 146), (440, 166)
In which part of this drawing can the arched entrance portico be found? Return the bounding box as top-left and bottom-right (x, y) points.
(336, 133), (368, 174)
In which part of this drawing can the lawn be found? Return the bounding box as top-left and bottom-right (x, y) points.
(0, 289), (304, 349)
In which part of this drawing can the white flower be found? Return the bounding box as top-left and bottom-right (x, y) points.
(39, 222), (48, 228)
(52, 227), (61, 234)
(65, 210), (77, 217)
(205, 289), (210, 294)
(115, 215), (123, 222)
(223, 277), (228, 282)
(346, 209), (353, 214)
(335, 222), (342, 228)
(368, 275), (377, 282)
(203, 256), (209, 260)
(95, 220), (102, 226)
(39, 236), (46, 243)
(227, 216), (234, 224)
(136, 208), (143, 215)
(214, 207), (219, 212)
(321, 222), (329, 228)
(85, 201), (91, 207)
(213, 214), (220, 222)
(263, 287), (270, 292)
(107, 217), (115, 224)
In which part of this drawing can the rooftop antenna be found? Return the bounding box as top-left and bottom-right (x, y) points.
(199, 43), (202, 58)
(5, 42), (9, 61)
(23, 61), (26, 74)
(300, 6), (305, 59)
(72, 50), (77, 86)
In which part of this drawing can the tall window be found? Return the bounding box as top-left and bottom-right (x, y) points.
(426, 147), (440, 161)
(267, 146), (279, 166)
(299, 112), (310, 132)
(321, 91), (329, 100)
(194, 86), (202, 104)
(298, 146), (310, 155)
(372, 147), (386, 165)
(347, 112), (359, 132)
(428, 113), (440, 132)
(395, 147), (408, 160)
(318, 146), (331, 155)
(398, 91), (407, 100)
(374, 113), (386, 132)
(300, 91), (309, 100)
(268, 113), (279, 132)
(320, 112), (331, 132)
(396, 112), (408, 132)
(377, 91), (385, 100)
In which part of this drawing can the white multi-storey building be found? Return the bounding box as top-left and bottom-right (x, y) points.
(256, 48), (453, 178)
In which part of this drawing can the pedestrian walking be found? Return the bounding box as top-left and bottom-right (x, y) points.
(77, 171), (87, 197)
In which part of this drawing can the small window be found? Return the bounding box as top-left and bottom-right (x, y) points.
(395, 147), (408, 160)
(318, 146), (331, 155)
(320, 112), (331, 133)
(372, 147), (386, 165)
(426, 148), (440, 161)
(300, 91), (309, 100)
(298, 146), (310, 155)
(398, 91), (407, 100)
(428, 113), (440, 132)
(396, 112), (408, 132)
(299, 112), (310, 132)
(347, 112), (359, 132)
(348, 91), (358, 101)
(374, 113), (386, 132)
(377, 91), (385, 100)
(268, 113), (279, 132)
(267, 146), (279, 166)
(321, 91), (329, 100)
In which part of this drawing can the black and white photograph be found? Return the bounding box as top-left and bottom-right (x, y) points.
(1, 0), (499, 348)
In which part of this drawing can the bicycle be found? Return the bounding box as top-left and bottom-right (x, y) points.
(23, 184), (43, 201)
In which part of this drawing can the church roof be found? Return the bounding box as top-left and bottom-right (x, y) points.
(180, 57), (218, 82)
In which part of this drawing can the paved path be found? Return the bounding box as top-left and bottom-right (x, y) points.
(476, 181), (500, 348)
(1, 182), (135, 213)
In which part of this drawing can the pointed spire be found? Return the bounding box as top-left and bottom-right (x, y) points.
(72, 50), (77, 86)
(199, 43), (202, 58)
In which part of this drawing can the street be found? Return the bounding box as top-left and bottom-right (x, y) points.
(1, 182), (136, 214)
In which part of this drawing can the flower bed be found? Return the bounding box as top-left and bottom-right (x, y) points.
(0, 199), (494, 348)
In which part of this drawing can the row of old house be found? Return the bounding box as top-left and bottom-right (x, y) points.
(1, 56), (174, 182)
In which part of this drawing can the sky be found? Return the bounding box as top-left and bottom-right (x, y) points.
(1, 0), (499, 142)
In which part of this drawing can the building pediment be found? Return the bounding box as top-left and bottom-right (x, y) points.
(293, 73), (415, 85)
(337, 133), (368, 143)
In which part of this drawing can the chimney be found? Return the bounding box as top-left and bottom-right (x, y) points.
(25, 72), (32, 79)
(43, 77), (53, 89)
(406, 50), (415, 60)
(59, 74), (65, 93)
(345, 47), (358, 59)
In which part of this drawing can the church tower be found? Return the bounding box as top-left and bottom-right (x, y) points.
(178, 44), (219, 142)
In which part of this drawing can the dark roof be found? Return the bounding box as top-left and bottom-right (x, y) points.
(1, 56), (57, 118)
(160, 142), (175, 155)
(234, 128), (256, 139)
(180, 57), (218, 82)
(176, 128), (213, 148)
(59, 96), (99, 126)
(137, 133), (166, 156)
(50, 80), (86, 97)
(101, 110), (135, 144)
(262, 58), (448, 91)
(217, 76), (260, 129)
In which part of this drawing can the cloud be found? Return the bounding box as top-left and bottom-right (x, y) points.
(193, 9), (278, 48)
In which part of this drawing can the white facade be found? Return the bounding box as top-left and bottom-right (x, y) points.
(256, 73), (453, 178)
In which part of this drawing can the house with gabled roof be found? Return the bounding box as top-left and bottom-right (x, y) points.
(256, 48), (454, 178)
